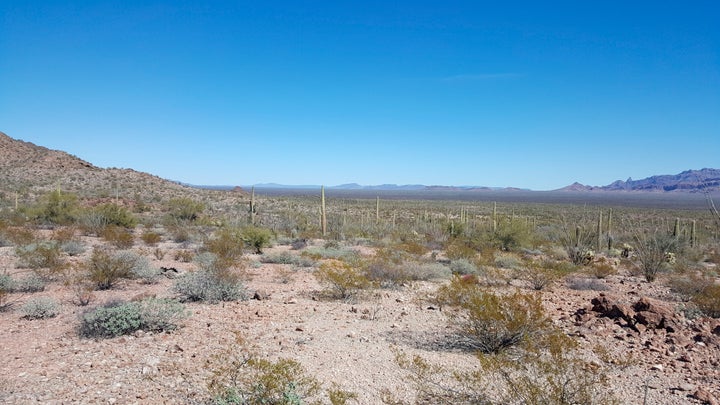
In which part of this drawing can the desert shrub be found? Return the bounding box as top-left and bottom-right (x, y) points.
(51, 226), (78, 243)
(167, 197), (205, 222)
(241, 226), (273, 254)
(15, 241), (65, 278)
(119, 252), (160, 284)
(13, 274), (46, 293)
(174, 269), (248, 303)
(135, 298), (189, 332)
(559, 222), (597, 266)
(208, 333), (325, 405)
(20, 297), (60, 319)
(588, 257), (617, 279)
(86, 248), (136, 290)
(632, 231), (680, 282)
(391, 291), (615, 405)
(449, 258), (480, 275)
(567, 277), (610, 291)
(315, 259), (371, 299)
(260, 252), (314, 267)
(60, 240), (86, 256)
(0, 274), (17, 293)
(693, 284), (720, 318)
(668, 272), (716, 301)
(93, 203), (137, 228)
(2, 226), (37, 246)
(101, 225), (134, 248)
(32, 190), (79, 225)
(402, 262), (451, 281)
(435, 277), (550, 353)
(444, 238), (478, 261)
(491, 220), (536, 251)
(290, 238), (308, 250)
(79, 298), (187, 338)
(174, 249), (195, 262)
(365, 260), (411, 288)
(302, 247), (358, 261)
(141, 231), (162, 246)
(519, 261), (563, 291)
(493, 253), (522, 270)
(204, 228), (245, 268)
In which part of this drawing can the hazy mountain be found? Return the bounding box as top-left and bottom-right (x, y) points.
(559, 169), (720, 193)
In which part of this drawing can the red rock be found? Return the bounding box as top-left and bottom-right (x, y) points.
(691, 388), (719, 405)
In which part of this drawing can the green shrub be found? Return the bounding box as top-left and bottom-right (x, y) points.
(15, 241), (62, 269)
(21, 297), (60, 319)
(693, 284), (720, 318)
(14, 274), (46, 293)
(93, 203), (137, 228)
(135, 298), (189, 332)
(101, 225), (135, 249)
(449, 259), (480, 275)
(60, 240), (86, 256)
(242, 226), (273, 254)
(208, 333), (324, 405)
(632, 231), (680, 282)
(167, 198), (205, 222)
(79, 299), (187, 338)
(141, 231), (162, 245)
(0, 274), (16, 293)
(315, 259), (371, 299)
(435, 277), (550, 353)
(174, 270), (248, 303)
(204, 228), (245, 268)
(86, 248), (136, 290)
(32, 190), (79, 225)
(302, 247), (358, 261)
(15, 241), (65, 279)
(260, 252), (314, 267)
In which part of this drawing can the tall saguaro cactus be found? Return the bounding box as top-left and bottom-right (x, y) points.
(607, 208), (613, 251)
(321, 186), (327, 237)
(597, 210), (603, 252)
(492, 202), (497, 233)
(249, 186), (256, 225)
(376, 196), (380, 225)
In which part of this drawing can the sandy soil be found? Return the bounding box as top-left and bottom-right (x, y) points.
(1, 238), (718, 405)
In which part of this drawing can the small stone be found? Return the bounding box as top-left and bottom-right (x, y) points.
(650, 364), (664, 371)
(692, 388), (719, 405)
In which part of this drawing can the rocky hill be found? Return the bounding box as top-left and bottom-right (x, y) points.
(0, 131), (241, 207)
(560, 169), (720, 193)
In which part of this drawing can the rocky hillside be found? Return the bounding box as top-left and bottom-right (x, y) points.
(0, 131), (242, 207)
(561, 168), (720, 193)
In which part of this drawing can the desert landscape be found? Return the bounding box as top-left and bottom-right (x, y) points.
(0, 133), (719, 404)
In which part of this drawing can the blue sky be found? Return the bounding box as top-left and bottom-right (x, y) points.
(1, 1), (718, 190)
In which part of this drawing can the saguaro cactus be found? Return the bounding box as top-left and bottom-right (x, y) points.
(321, 186), (327, 237)
(492, 202), (497, 233)
(376, 196), (380, 225)
(249, 186), (256, 225)
(597, 210), (603, 252)
(607, 208), (613, 250)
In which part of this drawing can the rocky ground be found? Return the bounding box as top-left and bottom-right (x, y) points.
(1, 236), (719, 405)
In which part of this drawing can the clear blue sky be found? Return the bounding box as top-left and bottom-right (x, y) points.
(1, 1), (718, 190)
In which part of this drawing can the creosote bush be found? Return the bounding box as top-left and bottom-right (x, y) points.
(692, 284), (720, 318)
(101, 225), (135, 249)
(93, 203), (137, 228)
(241, 226), (273, 254)
(208, 332), (355, 405)
(86, 248), (136, 290)
(435, 276), (550, 353)
(315, 259), (371, 300)
(632, 231), (680, 282)
(15, 241), (65, 278)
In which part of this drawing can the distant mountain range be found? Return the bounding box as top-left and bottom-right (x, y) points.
(558, 168), (720, 193)
(1, 131), (718, 197)
(245, 169), (720, 193)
